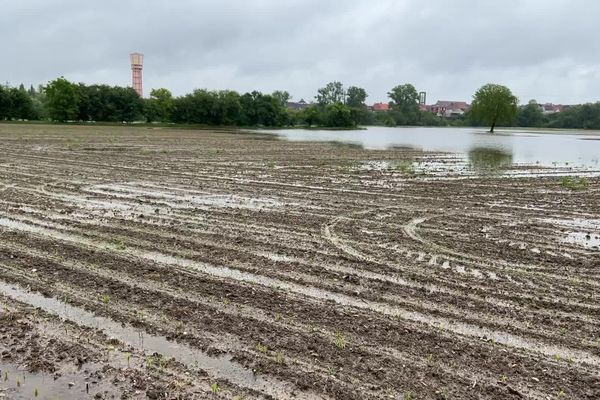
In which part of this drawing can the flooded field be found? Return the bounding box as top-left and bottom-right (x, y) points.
(0, 123), (599, 399)
(269, 126), (600, 168)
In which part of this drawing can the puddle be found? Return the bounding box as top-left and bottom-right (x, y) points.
(543, 218), (600, 231)
(1, 216), (599, 368)
(0, 282), (302, 399)
(541, 218), (600, 250)
(142, 253), (600, 366)
(86, 183), (283, 210)
(0, 362), (94, 400)
(266, 126), (600, 168)
(562, 232), (600, 250)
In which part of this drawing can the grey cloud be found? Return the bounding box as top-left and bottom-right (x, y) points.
(2, 0), (599, 104)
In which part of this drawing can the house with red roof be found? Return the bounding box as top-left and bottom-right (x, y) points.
(371, 102), (390, 112)
(541, 103), (564, 114)
(426, 101), (470, 118)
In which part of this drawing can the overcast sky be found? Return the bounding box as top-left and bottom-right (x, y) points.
(2, 0), (599, 104)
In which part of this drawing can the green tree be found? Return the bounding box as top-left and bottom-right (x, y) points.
(346, 86), (367, 108)
(0, 86), (11, 120)
(0, 85), (35, 120)
(171, 89), (216, 124)
(316, 81), (345, 106)
(238, 91), (288, 126)
(45, 77), (79, 122)
(470, 84), (518, 133)
(145, 88), (174, 122)
(8, 88), (34, 119)
(213, 90), (241, 125)
(516, 100), (545, 127)
(324, 103), (354, 127)
(301, 105), (322, 127)
(109, 86), (144, 122)
(388, 84), (420, 125)
(271, 90), (291, 107)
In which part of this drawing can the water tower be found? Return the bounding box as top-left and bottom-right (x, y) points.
(130, 53), (144, 97)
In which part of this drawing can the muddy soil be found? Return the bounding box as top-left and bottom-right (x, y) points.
(0, 123), (599, 399)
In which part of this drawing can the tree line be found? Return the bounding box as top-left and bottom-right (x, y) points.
(0, 77), (441, 128)
(2, 76), (600, 130)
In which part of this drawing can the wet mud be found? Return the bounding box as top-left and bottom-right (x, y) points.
(0, 124), (599, 399)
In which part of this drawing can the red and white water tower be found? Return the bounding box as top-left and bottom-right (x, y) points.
(130, 53), (144, 97)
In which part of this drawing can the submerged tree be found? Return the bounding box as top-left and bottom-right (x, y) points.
(470, 84), (518, 133)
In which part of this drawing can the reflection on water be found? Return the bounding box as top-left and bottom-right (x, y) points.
(468, 147), (513, 173)
(264, 127), (600, 167)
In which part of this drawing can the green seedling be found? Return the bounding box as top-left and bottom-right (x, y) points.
(101, 294), (110, 305)
(275, 350), (284, 364)
(34, 388), (39, 397)
(500, 374), (508, 383)
(159, 357), (171, 370)
(334, 331), (347, 349)
(210, 382), (220, 395)
(125, 352), (132, 367)
(256, 343), (268, 353)
(113, 240), (127, 250)
(106, 345), (115, 360)
(441, 388), (450, 400)
(560, 327), (568, 336)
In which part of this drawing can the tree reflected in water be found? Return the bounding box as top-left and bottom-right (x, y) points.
(468, 147), (513, 173)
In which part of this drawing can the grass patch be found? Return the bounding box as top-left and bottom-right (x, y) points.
(394, 161), (416, 176)
(560, 176), (589, 191)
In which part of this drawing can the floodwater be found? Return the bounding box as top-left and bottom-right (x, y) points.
(1, 216), (598, 366)
(266, 127), (600, 167)
(0, 281), (303, 399)
(0, 361), (91, 400)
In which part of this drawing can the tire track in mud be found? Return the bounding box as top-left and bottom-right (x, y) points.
(1, 214), (599, 369)
(0, 242), (589, 400)
(1, 125), (599, 399)
(4, 188), (600, 351)
(9, 201), (599, 329)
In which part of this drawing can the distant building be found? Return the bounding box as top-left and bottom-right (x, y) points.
(287, 99), (311, 111)
(426, 101), (470, 118)
(372, 102), (390, 112)
(541, 103), (564, 114)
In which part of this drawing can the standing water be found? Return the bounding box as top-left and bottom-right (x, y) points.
(264, 127), (600, 168)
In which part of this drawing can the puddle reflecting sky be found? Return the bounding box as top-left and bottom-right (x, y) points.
(266, 127), (600, 167)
